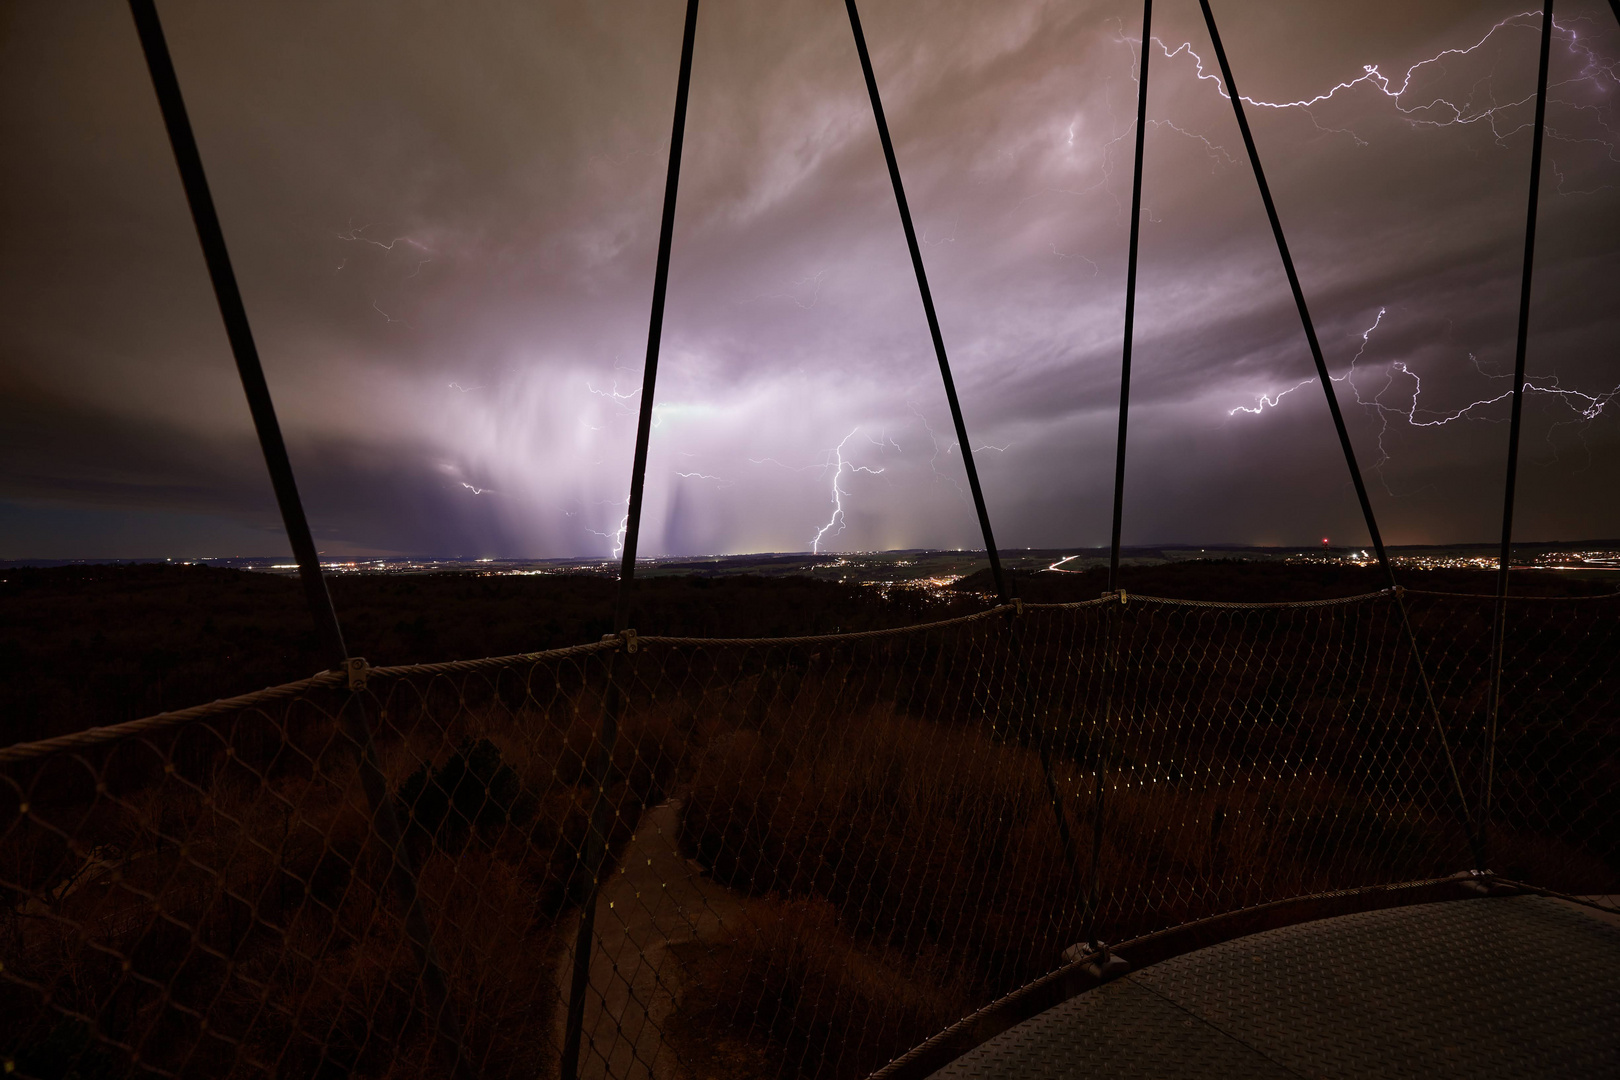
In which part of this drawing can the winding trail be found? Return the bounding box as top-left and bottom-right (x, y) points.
(556, 798), (744, 1080)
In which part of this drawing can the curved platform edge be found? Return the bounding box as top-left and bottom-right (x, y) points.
(866, 872), (1524, 1080)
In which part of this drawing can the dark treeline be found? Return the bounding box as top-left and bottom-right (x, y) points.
(0, 565), (968, 746)
(3, 560), (1612, 748)
(977, 560), (1617, 604)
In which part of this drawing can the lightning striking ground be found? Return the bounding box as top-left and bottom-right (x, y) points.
(811, 428), (885, 554)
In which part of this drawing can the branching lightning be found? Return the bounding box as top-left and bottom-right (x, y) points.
(337, 223), (432, 254)
(1149, 118), (1237, 167)
(1231, 306), (1620, 488)
(586, 375), (641, 409)
(371, 300), (410, 327)
(586, 511), (630, 559)
(811, 428), (885, 554)
(1155, 10), (1620, 154)
(910, 403), (968, 501)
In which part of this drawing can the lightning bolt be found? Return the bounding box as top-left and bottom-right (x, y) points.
(1231, 306), (1620, 488)
(1049, 242), (1101, 276)
(1149, 118), (1237, 167)
(337, 223), (432, 253)
(586, 510), (630, 559)
(810, 428), (885, 554)
(1156, 10), (1620, 154)
(371, 299), (410, 326)
(1228, 380), (1315, 416)
(586, 375), (641, 409)
(909, 403), (968, 501)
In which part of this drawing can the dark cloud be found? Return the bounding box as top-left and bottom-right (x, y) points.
(2, 0), (1617, 559)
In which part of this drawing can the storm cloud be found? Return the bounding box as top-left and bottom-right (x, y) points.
(2, 0), (1617, 559)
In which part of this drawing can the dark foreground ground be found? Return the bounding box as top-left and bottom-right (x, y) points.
(2, 559), (1615, 1078)
(2, 560), (1612, 747)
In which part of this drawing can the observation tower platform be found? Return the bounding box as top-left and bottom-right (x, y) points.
(923, 894), (1620, 1080)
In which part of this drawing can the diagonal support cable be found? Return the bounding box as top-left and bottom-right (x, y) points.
(126, 4), (469, 1075)
(1482, 0), (1555, 866)
(611, 0), (701, 636)
(129, 0), (342, 669)
(1109, 0), (1153, 595)
(1197, 0), (1482, 869)
(843, 3), (1095, 941)
(562, 4), (700, 1078)
(1088, 0), (1154, 952)
(845, 0), (1007, 603)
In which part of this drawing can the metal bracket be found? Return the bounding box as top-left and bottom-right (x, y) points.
(1059, 940), (1131, 982)
(603, 629), (640, 654)
(1013, 598), (1024, 616)
(1086, 952), (1131, 979)
(344, 657), (369, 692)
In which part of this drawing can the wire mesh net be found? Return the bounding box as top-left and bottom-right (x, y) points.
(3, 590), (1616, 1079)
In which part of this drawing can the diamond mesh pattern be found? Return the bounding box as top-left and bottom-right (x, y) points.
(2, 591), (1615, 1078)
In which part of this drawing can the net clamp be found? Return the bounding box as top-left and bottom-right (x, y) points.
(601, 629), (639, 653)
(1013, 598), (1024, 616)
(1084, 942), (1131, 981)
(344, 657), (370, 692)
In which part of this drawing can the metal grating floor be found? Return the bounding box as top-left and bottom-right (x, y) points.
(927, 896), (1620, 1079)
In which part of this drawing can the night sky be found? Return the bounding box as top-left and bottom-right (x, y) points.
(3, 1), (1617, 560)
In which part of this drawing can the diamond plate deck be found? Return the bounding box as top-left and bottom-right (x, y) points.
(927, 896), (1620, 1079)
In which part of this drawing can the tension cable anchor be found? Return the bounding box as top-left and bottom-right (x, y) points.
(1060, 939), (1131, 980)
(343, 657), (370, 692)
(1086, 948), (1131, 980)
(602, 629), (639, 654)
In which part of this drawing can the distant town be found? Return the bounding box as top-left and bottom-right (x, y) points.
(7, 542), (1617, 589)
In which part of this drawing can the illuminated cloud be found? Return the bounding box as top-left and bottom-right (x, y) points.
(1, 1), (1617, 558)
